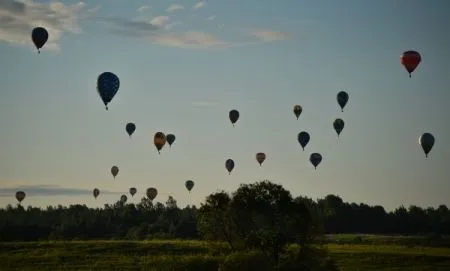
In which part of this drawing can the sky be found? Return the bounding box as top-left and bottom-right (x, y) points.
(0, 0), (449, 211)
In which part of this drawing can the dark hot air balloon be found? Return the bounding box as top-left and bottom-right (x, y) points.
(256, 152), (266, 166)
(111, 166), (119, 179)
(293, 105), (302, 120)
(31, 27), (48, 54)
(309, 153), (322, 170)
(401, 50), (421, 78)
(337, 91), (349, 112)
(419, 133), (435, 158)
(166, 134), (176, 147)
(120, 194), (128, 204)
(297, 132), (310, 151)
(129, 187), (137, 197)
(146, 187), (158, 201)
(185, 180), (194, 192)
(225, 159), (235, 175)
(333, 118), (345, 137)
(15, 191), (26, 203)
(93, 188), (100, 199)
(153, 132), (166, 154)
(229, 110), (239, 127)
(97, 72), (120, 110)
(126, 123), (136, 137)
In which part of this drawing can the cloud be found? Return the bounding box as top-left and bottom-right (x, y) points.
(193, 1), (205, 10)
(0, 0), (90, 52)
(0, 184), (120, 197)
(207, 15), (215, 21)
(136, 5), (150, 13)
(96, 16), (161, 37)
(151, 31), (230, 49)
(150, 16), (169, 27)
(250, 29), (289, 42)
(166, 4), (184, 13)
(191, 101), (219, 107)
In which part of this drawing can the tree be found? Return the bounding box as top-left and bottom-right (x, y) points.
(198, 180), (314, 266)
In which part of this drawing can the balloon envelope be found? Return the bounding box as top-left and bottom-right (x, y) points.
(185, 180), (194, 192)
(419, 133), (435, 158)
(15, 191), (26, 203)
(97, 72), (120, 110)
(166, 134), (176, 147)
(297, 132), (310, 150)
(120, 194), (128, 204)
(93, 188), (100, 199)
(256, 152), (266, 166)
(31, 27), (48, 53)
(129, 187), (137, 197)
(111, 166), (119, 178)
(146, 187), (158, 200)
(293, 105), (302, 120)
(229, 110), (239, 126)
(333, 118), (345, 136)
(401, 50), (421, 77)
(337, 91), (349, 112)
(126, 123), (136, 137)
(153, 132), (166, 154)
(310, 153), (322, 169)
(225, 159), (235, 174)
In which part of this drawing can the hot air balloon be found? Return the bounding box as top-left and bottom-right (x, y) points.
(401, 50), (421, 78)
(146, 187), (158, 201)
(97, 72), (120, 110)
(337, 91), (349, 112)
(126, 123), (136, 137)
(129, 187), (137, 197)
(256, 152), (266, 166)
(93, 188), (100, 199)
(333, 118), (345, 137)
(297, 132), (310, 151)
(31, 27), (48, 54)
(111, 166), (119, 179)
(153, 132), (166, 154)
(293, 105), (302, 120)
(185, 180), (194, 192)
(120, 194), (128, 204)
(229, 110), (239, 127)
(166, 134), (176, 147)
(419, 133), (435, 158)
(225, 159), (235, 175)
(15, 191), (26, 203)
(309, 153), (322, 170)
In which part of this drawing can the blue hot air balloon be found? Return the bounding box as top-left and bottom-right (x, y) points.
(97, 72), (120, 110)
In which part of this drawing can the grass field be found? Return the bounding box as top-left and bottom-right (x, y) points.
(1, 235), (450, 270)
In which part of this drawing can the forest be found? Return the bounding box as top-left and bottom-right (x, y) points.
(1, 180), (449, 242)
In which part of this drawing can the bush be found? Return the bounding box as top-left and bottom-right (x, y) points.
(278, 244), (339, 271)
(219, 250), (274, 271)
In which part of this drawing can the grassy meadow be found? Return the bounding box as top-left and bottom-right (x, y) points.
(1, 235), (450, 270)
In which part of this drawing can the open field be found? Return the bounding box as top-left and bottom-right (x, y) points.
(1, 235), (450, 270)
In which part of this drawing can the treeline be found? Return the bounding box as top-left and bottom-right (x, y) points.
(1, 184), (449, 242)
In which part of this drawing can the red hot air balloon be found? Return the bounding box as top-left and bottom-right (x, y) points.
(400, 50), (421, 78)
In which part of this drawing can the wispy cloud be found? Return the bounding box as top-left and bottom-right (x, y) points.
(150, 16), (170, 27)
(0, 184), (120, 197)
(0, 0), (91, 52)
(96, 16), (161, 37)
(167, 4), (184, 13)
(191, 101), (219, 107)
(151, 31), (230, 49)
(136, 5), (150, 13)
(250, 29), (289, 42)
(207, 15), (216, 21)
(193, 1), (205, 10)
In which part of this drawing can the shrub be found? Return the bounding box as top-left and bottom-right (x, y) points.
(219, 250), (274, 271)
